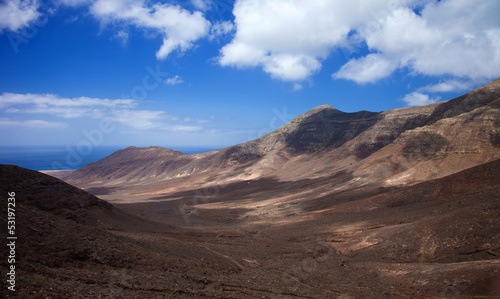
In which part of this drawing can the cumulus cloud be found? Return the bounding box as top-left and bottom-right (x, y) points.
(0, 0), (40, 32)
(333, 53), (398, 84)
(219, 0), (500, 83)
(165, 75), (184, 86)
(402, 92), (440, 106)
(59, 0), (211, 59)
(337, 0), (500, 83)
(218, 0), (415, 81)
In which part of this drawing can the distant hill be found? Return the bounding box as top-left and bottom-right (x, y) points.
(66, 78), (500, 198)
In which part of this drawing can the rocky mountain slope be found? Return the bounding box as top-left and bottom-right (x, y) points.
(66, 78), (500, 200)
(3, 79), (500, 298)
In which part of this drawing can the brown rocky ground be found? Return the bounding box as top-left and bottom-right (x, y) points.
(1, 158), (499, 298)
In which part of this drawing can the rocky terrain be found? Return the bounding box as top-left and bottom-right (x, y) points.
(1, 79), (500, 298)
(67, 78), (500, 199)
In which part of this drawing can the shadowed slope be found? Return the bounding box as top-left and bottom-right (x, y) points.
(67, 79), (500, 198)
(3, 160), (498, 297)
(0, 165), (245, 298)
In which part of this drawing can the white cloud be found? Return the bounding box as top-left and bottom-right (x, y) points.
(113, 30), (129, 45)
(219, 0), (411, 81)
(85, 0), (211, 59)
(263, 54), (322, 81)
(402, 92), (440, 106)
(0, 118), (68, 129)
(418, 80), (478, 93)
(8, 106), (92, 118)
(110, 110), (165, 130)
(0, 93), (135, 119)
(191, 0), (211, 11)
(219, 0), (500, 84)
(0, 92), (210, 132)
(292, 83), (303, 91)
(333, 53), (398, 84)
(209, 20), (234, 39)
(165, 75), (184, 86)
(0, 0), (40, 32)
(0, 92), (137, 120)
(340, 0), (500, 83)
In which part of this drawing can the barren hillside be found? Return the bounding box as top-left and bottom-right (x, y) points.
(67, 78), (500, 203)
(2, 79), (499, 298)
(2, 158), (499, 297)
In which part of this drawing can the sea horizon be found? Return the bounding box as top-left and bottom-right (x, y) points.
(0, 145), (221, 171)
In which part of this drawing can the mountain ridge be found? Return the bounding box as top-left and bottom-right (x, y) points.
(66, 78), (500, 199)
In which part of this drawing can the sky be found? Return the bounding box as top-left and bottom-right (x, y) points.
(0, 0), (499, 151)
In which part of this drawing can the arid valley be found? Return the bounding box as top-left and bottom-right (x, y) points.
(2, 79), (500, 298)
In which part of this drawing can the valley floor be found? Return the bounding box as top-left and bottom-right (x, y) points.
(2, 160), (499, 298)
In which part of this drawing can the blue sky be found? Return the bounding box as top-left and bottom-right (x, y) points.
(1, 0), (499, 150)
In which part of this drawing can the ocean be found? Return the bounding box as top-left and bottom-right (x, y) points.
(0, 146), (219, 171)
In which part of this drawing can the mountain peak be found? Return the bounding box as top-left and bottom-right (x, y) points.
(314, 104), (335, 109)
(294, 104), (340, 121)
(308, 104), (336, 114)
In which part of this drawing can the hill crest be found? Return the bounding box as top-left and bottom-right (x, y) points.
(66, 78), (500, 196)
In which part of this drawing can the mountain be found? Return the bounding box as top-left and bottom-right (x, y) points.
(3, 79), (500, 297)
(66, 78), (500, 198)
